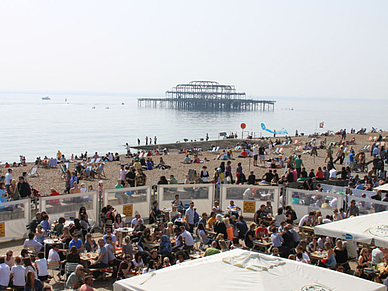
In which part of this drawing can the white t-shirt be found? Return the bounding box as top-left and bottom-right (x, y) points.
(24, 239), (42, 252)
(36, 258), (49, 276)
(180, 230), (194, 246)
(329, 169), (337, 178)
(296, 252), (311, 263)
(5, 173), (12, 185)
(25, 265), (38, 279)
(298, 215), (311, 227)
(372, 248), (384, 265)
(0, 263), (10, 286)
(11, 265), (26, 286)
(48, 249), (60, 262)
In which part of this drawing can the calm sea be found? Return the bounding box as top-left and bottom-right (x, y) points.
(1, 93), (387, 163)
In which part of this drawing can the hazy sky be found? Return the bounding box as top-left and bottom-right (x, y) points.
(1, 0), (387, 99)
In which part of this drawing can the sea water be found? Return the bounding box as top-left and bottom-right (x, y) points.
(0, 93), (387, 163)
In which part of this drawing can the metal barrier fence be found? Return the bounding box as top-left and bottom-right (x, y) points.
(0, 199), (31, 242)
(220, 185), (280, 217)
(157, 184), (215, 216)
(104, 186), (152, 222)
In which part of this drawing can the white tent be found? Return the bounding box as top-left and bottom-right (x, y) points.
(374, 184), (388, 191)
(113, 249), (386, 291)
(315, 211), (388, 248)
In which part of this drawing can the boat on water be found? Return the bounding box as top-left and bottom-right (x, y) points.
(42, 96), (50, 100)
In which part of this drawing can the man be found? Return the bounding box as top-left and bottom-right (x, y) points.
(178, 226), (194, 250)
(253, 144), (259, 167)
(10, 256), (25, 289)
(80, 276), (94, 291)
(103, 228), (117, 245)
(236, 216), (248, 239)
(227, 200), (240, 219)
(125, 143), (131, 158)
(125, 167), (136, 187)
(131, 218), (145, 243)
(17, 176), (31, 198)
(29, 212), (42, 233)
(105, 237), (120, 278)
(294, 155), (304, 178)
(346, 200), (360, 217)
(204, 241), (221, 257)
(185, 202), (195, 233)
(212, 200), (223, 214)
(254, 204), (268, 224)
(69, 234), (85, 253)
(66, 264), (85, 289)
(0, 257), (10, 290)
(131, 213), (143, 228)
(70, 181), (81, 194)
(24, 232), (42, 252)
(48, 244), (65, 264)
(169, 175), (178, 184)
(172, 194), (185, 214)
(271, 228), (284, 254)
(371, 247), (384, 265)
(329, 167), (338, 179)
(89, 239), (109, 279)
(298, 212), (315, 227)
(296, 246), (311, 264)
(5, 168), (12, 195)
(198, 213), (208, 228)
(262, 170), (274, 184)
(119, 165), (127, 186)
(40, 214), (51, 233)
(259, 145), (265, 165)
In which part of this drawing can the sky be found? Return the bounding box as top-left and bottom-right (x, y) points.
(0, 0), (387, 99)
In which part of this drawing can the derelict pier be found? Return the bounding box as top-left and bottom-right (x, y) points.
(137, 81), (275, 111)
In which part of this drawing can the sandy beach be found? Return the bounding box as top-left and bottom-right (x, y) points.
(3, 131), (385, 196)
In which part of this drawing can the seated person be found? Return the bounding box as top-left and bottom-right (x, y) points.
(183, 155), (191, 164)
(69, 234), (85, 253)
(149, 201), (167, 224)
(24, 232), (43, 253)
(227, 200), (240, 218)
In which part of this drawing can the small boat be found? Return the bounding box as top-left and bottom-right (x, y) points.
(121, 103), (125, 105)
(92, 106), (96, 109)
(105, 107), (109, 109)
(42, 96), (50, 100)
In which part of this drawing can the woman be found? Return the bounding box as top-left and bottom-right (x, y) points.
(224, 218), (234, 241)
(334, 240), (349, 271)
(169, 206), (180, 222)
(9, 179), (20, 201)
(132, 251), (144, 271)
(166, 222), (175, 237)
(84, 233), (97, 252)
(65, 169), (71, 194)
(157, 176), (168, 185)
(143, 259), (156, 274)
(138, 228), (153, 252)
(122, 236), (134, 259)
(274, 208), (286, 227)
(24, 257), (38, 279)
(60, 226), (72, 246)
(159, 234), (172, 257)
(214, 214), (227, 238)
(197, 223), (211, 245)
(236, 162), (243, 184)
(319, 242), (336, 268)
(358, 247), (371, 268)
(35, 225), (45, 245)
(24, 271), (43, 291)
(244, 223), (256, 249)
(78, 207), (89, 224)
(66, 246), (81, 264)
(114, 214), (124, 245)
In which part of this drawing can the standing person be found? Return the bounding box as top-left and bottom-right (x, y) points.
(334, 146), (345, 164)
(17, 176), (31, 199)
(125, 143), (131, 158)
(0, 257), (10, 290)
(253, 144), (259, 167)
(259, 145), (265, 166)
(154, 136), (157, 145)
(294, 155), (304, 178)
(185, 202), (195, 233)
(119, 165), (126, 186)
(64, 169), (71, 194)
(135, 169), (147, 186)
(145, 136), (148, 146)
(200, 166), (209, 183)
(137, 138), (140, 146)
(236, 163), (244, 184)
(5, 168), (13, 195)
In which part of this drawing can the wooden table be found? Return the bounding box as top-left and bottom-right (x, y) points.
(253, 240), (272, 254)
(309, 251), (326, 261)
(116, 227), (133, 234)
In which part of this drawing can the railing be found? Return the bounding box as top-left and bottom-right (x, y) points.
(157, 184), (215, 215)
(104, 186), (151, 222)
(40, 191), (98, 223)
(220, 185), (280, 217)
(0, 199), (31, 242)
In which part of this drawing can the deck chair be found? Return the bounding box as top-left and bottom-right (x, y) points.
(278, 148), (284, 154)
(96, 164), (106, 178)
(84, 165), (93, 179)
(94, 157), (101, 164)
(28, 166), (39, 177)
(273, 148), (279, 154)
(65, 262), (79, 280)
(47, 260), (62, 282)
